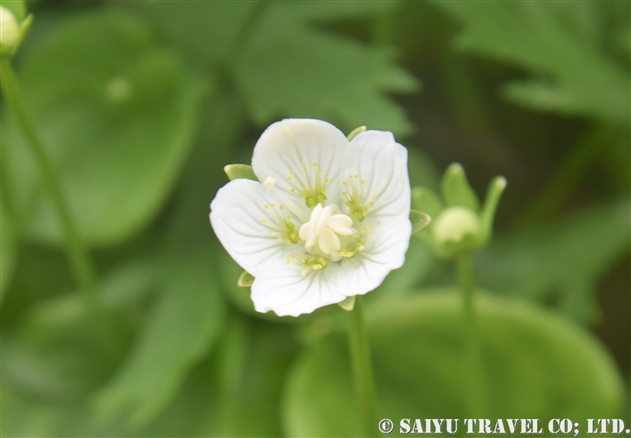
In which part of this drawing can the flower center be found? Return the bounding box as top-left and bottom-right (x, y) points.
(299, 204), (353, 256)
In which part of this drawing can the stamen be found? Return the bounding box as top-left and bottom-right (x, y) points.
(261, 203), (300, 244)
(341, 173), (375, 222)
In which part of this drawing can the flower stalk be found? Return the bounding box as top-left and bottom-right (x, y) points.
(457, 255), (486, 417)
(0, 58), (96, 304)
(348, 295), (377, 438)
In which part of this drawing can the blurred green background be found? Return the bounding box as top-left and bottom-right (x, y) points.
(1, 1), (629, 436)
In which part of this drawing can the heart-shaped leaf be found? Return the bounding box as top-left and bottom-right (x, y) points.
(2, 9), (207, 246)
(283, 291), (624, 436)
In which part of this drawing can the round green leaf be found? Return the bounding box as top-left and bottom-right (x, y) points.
(283, 291), (624, 436)
(4, 294), (131, 401)
(2, 9), (207, 246)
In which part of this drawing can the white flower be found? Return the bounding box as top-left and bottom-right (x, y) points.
(210, 119), (411, 317)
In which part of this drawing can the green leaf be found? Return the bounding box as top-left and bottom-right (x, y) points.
(136, 317), (301, 437)
(94, 251), (226, 428)
(410, 209), (431, 235)
(441, 163), (480, 211)
(3, 294), (130, 401)
(99, 258), (157, 310)
(138, 1), (256, 70)
(1, 387), (125, 437)
(477, 200), (631, 323)
(164, 87), (249, 251)
(236, 2), (418, 136)
(284, 291), (625, 436)
(2, 9), (207, 246)
(1, 243), (74, 328)
(224, 164), (257, 182)
(196, 318), (301, 437)
(435, 1), (630, 125)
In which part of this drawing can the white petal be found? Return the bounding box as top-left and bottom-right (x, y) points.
(251, 264), (348, 317)
(251, 119), (348, 204)
(210, 179), (295, 277)
(361, 215), (411, 270)
(346, 130), (411, 219)
(251, 240), (409, 317)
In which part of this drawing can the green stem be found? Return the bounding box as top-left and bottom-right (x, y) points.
(457, 255), (486, 417)
(0, 58), (96, 303)
(348, 295), (377, 438)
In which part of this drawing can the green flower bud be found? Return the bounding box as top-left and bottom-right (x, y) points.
(413, 164), (506, 259)
(433, 207), (481, 244)
(0, 7), (19, 54)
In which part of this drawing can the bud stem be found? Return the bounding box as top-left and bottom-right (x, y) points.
(457, 255), (487, 417)
(348, 295), (377, 437)
(0, 58), (96, 306)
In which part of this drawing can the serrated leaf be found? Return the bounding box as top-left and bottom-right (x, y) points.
(137, 1), (255, 70)
(477, 200), (631, 323)
(94, 251), (226, 428)
(284, 291), (625, 436)
(236, 2), (418, 136)
(436, 1), (630, 125)
(2, 9), (207, 246)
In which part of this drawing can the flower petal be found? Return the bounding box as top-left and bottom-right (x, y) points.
(360, 215), (411, 270)
(347, 130), (411, 219)
(210, 179), (296, 277)
(251, 215), (410, 317)
(251, 119), (349, 205)
(251, 264), (348, 317)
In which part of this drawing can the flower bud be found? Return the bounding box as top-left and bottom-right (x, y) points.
(432, 206), (482, 257)
(0, 6), (19, 54)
